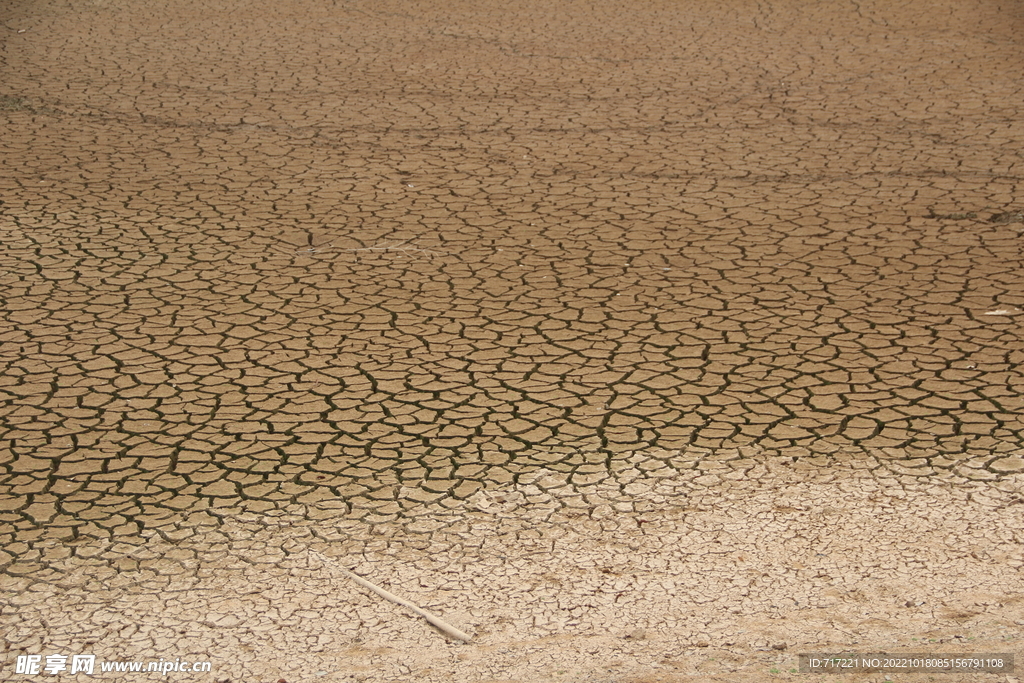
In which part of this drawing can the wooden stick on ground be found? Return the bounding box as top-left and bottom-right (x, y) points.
(310, 550), (472, 642)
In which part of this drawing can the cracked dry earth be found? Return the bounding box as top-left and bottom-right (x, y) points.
(1, 0), (1024, 681)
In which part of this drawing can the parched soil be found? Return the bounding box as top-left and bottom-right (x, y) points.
(1, 0), (1022, 681)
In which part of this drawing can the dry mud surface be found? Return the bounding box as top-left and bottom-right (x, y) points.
(1, 0), (1023, 680)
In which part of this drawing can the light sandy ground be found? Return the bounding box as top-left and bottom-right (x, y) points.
(4, 450), (1023, 682)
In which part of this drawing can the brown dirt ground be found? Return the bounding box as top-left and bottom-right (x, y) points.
(1, 0), (1023, 681)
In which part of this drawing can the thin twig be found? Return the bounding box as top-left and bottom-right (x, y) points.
(309, 549), (472, 642)
(341, 240), (440, 257)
